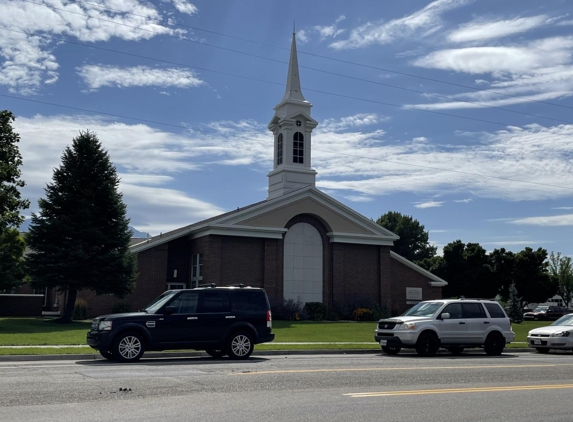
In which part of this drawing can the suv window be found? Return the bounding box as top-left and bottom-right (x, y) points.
(199, 290), (231, 313)
(462, 303), (486, 318)
(484, 303), (506, 318)
(232, 290), (267, 313)
(169, 291), (199, 313)
(441, 303), (462, 319)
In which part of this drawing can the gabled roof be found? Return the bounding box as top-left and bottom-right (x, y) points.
(390, 251), (448, 287)
(131, 186), (398, 253)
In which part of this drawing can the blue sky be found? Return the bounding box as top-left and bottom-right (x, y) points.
(2, 0), (573, 256)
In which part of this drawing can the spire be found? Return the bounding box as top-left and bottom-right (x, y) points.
(281, 32), (306, 103)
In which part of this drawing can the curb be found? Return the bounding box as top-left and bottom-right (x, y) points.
(0, 348), (535, 362)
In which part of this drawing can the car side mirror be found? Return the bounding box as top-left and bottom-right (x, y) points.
(440, 313), (450, 320)
(164, 306), (177, 315)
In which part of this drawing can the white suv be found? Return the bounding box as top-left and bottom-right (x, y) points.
(374, 299), (515, 356)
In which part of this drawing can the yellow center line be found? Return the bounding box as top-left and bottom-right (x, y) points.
(345, 384), (573, 397)
(232, 363), (573, 375)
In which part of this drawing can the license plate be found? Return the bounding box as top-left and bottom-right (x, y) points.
(533, 340), (541, 345)
(379, 340), (387, 346)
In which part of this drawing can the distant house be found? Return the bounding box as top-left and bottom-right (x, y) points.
(78, 33), (447, 318)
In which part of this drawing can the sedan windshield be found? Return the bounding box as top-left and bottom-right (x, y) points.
(533, 306), (548, 312)
(143, 291), (178, 314)
(402, 302), (444, 317)
(551, 314), (573, 326)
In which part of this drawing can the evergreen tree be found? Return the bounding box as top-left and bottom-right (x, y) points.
(0, 228), (27, 291)
(0, 110), (30, 290)
(26, 131), (136, 322)
(507, 282), (522, 322)
(376, 211), (437, 262)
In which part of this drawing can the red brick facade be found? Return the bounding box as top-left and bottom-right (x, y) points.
(77, 214), (443, 318)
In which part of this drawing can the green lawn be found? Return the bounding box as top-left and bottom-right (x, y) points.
(0, 317), (546, 355)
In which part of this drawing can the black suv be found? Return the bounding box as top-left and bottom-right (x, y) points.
(86, 285), (275, 362)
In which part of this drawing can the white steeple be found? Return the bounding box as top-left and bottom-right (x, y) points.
(267, 32), (318, 200)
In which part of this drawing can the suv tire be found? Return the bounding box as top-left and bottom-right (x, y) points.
(113, 332), (145, 362)
(100, 350), (115, 360)
(381, 345), (401, 355)
(446, 346), (464, 356)
(415, 332), (439, 357)
(484, 332), (505, 356)
(206, 349), (226, 358)
(226, 331), (254, 360)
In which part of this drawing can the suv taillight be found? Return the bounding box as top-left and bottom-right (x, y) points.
(266, 310), (272, 328)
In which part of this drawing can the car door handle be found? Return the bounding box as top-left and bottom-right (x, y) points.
(225, 316), (236, 319)
(459, 321), (466, 325)
(187, 317), (198, 320)
(483, 321), (490, 324)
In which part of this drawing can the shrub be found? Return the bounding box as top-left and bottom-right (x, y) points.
(272, 298), (304, 320)
(303, 302), (328, 321)
(112, 301), (131, 314)
(73, 299), (88, 320)
(353, 307), (374, 321)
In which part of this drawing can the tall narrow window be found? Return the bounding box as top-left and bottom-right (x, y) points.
(191, 253), (203, 288)
(277, 133), (283, 165)
(293, 132), (304, 163)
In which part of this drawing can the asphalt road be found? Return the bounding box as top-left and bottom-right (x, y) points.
(1, 350), (573, 422)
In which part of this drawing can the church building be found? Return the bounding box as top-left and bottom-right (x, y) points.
(84, 33), (447, 318)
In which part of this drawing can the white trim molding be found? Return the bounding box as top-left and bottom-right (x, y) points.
(327, 232), (395, 246)
(390, 251), (448, 287)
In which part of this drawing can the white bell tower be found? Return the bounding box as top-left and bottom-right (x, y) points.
(267, 32), (318, 199)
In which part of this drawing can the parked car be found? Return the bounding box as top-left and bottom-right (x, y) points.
(86, 285), (274, 362)
(374, 299), (515, 357)
(523, 306), (570, 321)
(527, 314), (573, 353)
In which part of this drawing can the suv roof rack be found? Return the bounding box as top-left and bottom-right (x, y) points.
(225, 283), (247, 288)
(198, 283), (217, 288)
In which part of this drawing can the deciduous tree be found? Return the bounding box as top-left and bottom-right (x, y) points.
(376, 211), (436, 262)
(0, 110), (30, 290)
(548, 251), (573, 308)
(26, 131), (137, 322)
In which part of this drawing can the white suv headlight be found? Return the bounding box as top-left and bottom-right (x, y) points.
(398, 322), (416, 330)
(98, 321), (113, 331)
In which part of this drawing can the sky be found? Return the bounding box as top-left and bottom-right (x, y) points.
(2, 0), (573, 256)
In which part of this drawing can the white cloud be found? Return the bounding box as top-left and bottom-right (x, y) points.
(77, 65), (204, 90)
(296, 30), (310, 44)
(414, 36), (573, 74)
(169, 0), (198, 15)
(14, 113), (573, 233)
(0, 0), (177, 93)
(344, 195), (374, 203)
(320, 113), (382, 132)
(553, 207), (573, 210)
(415, 201), (444, 208)
(556, 20), (573, 26)
(509, 214), (573, 226)
(314, 15), (346, 40)
(448, 15), (550, 43)
(330, 0), (473, 49)
(455, 198), (473, 203)
(482, 240), (553, 246)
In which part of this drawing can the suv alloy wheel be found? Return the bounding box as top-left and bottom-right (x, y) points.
(227, 331), (254, 360)
(415, 332), (440, 357)
(114, 332), (145, 362)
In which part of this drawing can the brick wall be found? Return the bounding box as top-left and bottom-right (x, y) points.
(390, 257), (443, 316)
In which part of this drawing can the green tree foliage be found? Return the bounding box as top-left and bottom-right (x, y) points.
(548, 252), (573, 308)
(26, 131), (137, 323)
(0, 228), (27, 291)
(513, 247), (554, 308)
(436, 240), (495, 299)
(489, 248), (515, 300)
(375, 211), (436, 262)
(507, 282), (522, 322)
(0, 110), (30, 231)
(0, 110), (30, 290)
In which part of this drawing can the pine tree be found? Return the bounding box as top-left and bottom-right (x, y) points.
(508, 282), (522, 322)
(26, 131), (136, 322)
(0, 110), (30, 290)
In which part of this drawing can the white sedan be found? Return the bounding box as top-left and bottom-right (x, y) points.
(527, 314), (573, 353)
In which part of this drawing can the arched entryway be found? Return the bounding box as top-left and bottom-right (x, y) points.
(283, 222), (323, 303)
